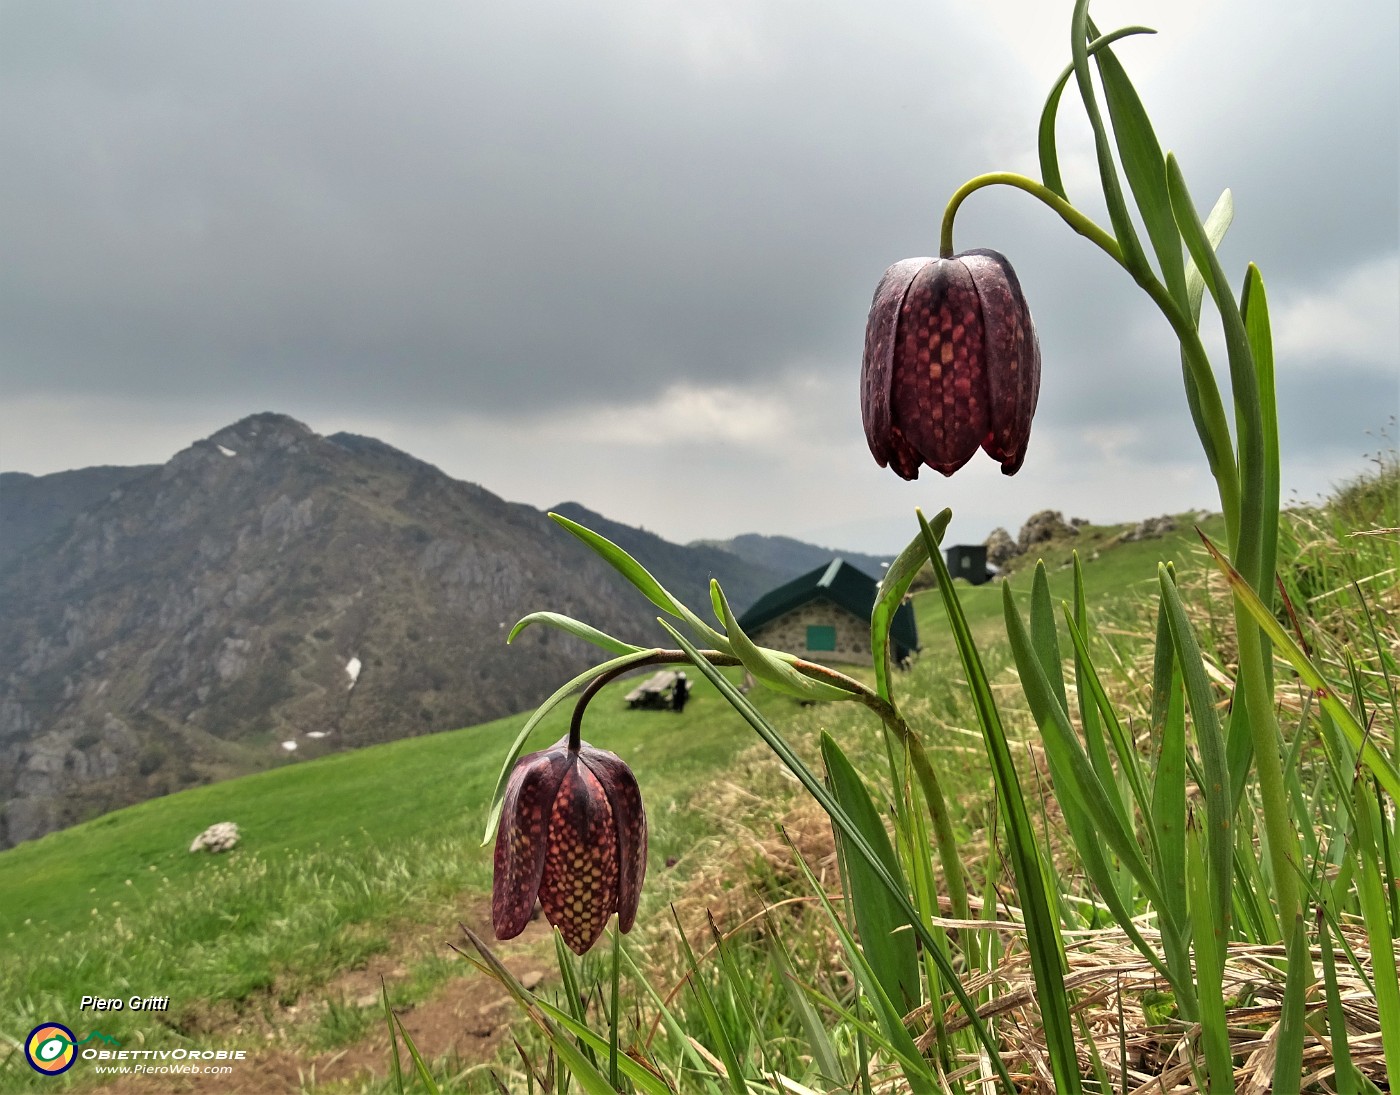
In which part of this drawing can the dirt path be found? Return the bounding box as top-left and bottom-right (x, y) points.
(100, 899), (554, 1094)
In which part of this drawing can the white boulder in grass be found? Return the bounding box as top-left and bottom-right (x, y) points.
(280, 740), (298, 752)
(345, 657), (361, 689)
(190, 821), (240, 854)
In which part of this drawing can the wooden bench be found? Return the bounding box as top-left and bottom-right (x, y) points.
(625, 670), (679, 709)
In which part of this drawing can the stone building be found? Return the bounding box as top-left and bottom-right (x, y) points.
(736, 559), (919, 666)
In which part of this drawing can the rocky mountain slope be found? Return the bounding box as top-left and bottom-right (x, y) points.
(0, 414), (777, 847)
(0, 465), (158, 570)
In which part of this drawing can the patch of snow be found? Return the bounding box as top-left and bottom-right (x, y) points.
(280, 740), (298, 752)
(306, 731), (328, 739)
(345, 657), (361, 689)
(217, 445), (237, 457)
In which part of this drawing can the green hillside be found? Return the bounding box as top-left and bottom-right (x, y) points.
(0, 509), (1237, 1090)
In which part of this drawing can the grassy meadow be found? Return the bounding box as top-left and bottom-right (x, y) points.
(1, 471), (1394, 1092)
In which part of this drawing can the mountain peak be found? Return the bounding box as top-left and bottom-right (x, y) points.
(207, 413), (318, 453)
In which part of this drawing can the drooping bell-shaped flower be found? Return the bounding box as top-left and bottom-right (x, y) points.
(492, 735), (647, 955)
(862, 249), (1040, 478)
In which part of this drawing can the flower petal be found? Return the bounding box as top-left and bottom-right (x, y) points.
(961, 249), (1041, 475)
(862, 258), (932, 479)
(537, 757), (620, 954)
(579, 744), (647, 933)
(892, 258), (988, 476)
(492, 741), (571, 940)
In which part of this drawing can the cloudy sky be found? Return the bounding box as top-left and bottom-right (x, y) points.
(2, 0), (1396, 554)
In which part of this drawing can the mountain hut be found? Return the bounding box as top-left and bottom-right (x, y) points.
(735, 559), (919, 667)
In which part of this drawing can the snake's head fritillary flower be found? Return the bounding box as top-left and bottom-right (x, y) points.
(491, 735), (647, 955)
(862, 249), (1040, 478)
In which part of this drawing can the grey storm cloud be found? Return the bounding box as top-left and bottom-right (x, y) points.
(1, 0), (1396, 549)
(1, 0), (1001, 412)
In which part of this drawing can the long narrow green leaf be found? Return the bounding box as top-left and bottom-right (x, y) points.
(382, 980), (406, 1095)
(1004, 584), (1160, 902)
(1148, 592), (1193, 1007)
(658, 614), (1016, 1091)
(1318, 908), (1361, 1095)
(671, 908), (748, 1095)
(550, 511), (731, 650)
(919, 511), (1081, 1095)
(710, 581), (853, 702)
(1062, 607), (1150, 831)
(531, 998), (680, 1095)
(1186, 821), (1234, 1093)
(1029, 562), (1069, 711)
(508, 611), (643, 656)
(460, 925), (622, 1095)
(1273, 911), (1312, 1094)
(1184, 190), (1234, 325)
(822, 732), (921, 1013)
(554, 932), (599, 1072)
(785, 833), (939, 1095)
(1167, 155), (1266, 595)
(767, 919), (847, 1088)
(1354, 776), (1400, 1079)
(1070, 0), (1151, 279)
(1071, 556), (1113, 799)
(482, 647), (660, 844)
(705, 912), (771, 1078)
(1037, 25), (1156, 199)
(872, 513), (948, 704)
(1158, 567), (1233, 933)
(1241, 264), (1280, 670)
(392, 1012), (445, 1095)
(1200, 533), (1400, 802)
(1090, 19), (1186, 303)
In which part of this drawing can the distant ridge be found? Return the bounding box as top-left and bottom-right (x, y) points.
(0, 465), (158, 571)
(550, 502), (784, 617)
(692, 532), (892, 585)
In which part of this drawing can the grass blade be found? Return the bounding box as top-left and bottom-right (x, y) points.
(1037, 25), (1156, 199)
(1158, 567), (1233, 934)
(1200, 533), (1400, 803)
(822, 732), (921, 1013)
(671, 907), (748, 1095)
(920, 510), (1082, 1095)
(1186, 820), (1233, 1093)
(508, 611), (644, 656)
(658, 613), (1016, 1090)
(1353, 775), (1400, 1079)
(1318, 907), (1360, 1094)
(872, 512), (948, 704)
(766, 916), (847, 1088)
(1090, 18), (1187, 303)
(784, 832), (940, 1095)
(1273, 911), (1312, 1095)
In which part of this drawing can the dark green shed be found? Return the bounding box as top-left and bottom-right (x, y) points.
(735, 559), (919, 666)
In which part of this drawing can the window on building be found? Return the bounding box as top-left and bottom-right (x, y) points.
(806, 625), (836, 651)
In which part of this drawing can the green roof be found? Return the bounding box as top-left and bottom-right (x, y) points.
(736, 559), (919, 654)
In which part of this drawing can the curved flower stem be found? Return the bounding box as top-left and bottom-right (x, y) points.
(572, 648), (971, 928)
(941, 171), (1243, 568)
(941, 171), (1120, 261)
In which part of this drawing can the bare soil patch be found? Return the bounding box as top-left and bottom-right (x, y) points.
(98, 896), (553, 1094)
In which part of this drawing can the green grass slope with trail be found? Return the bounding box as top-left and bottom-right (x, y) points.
(2, 493), (1371, 1091)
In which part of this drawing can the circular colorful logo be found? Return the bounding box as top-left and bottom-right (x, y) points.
(25, 1022), (77, 1075)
